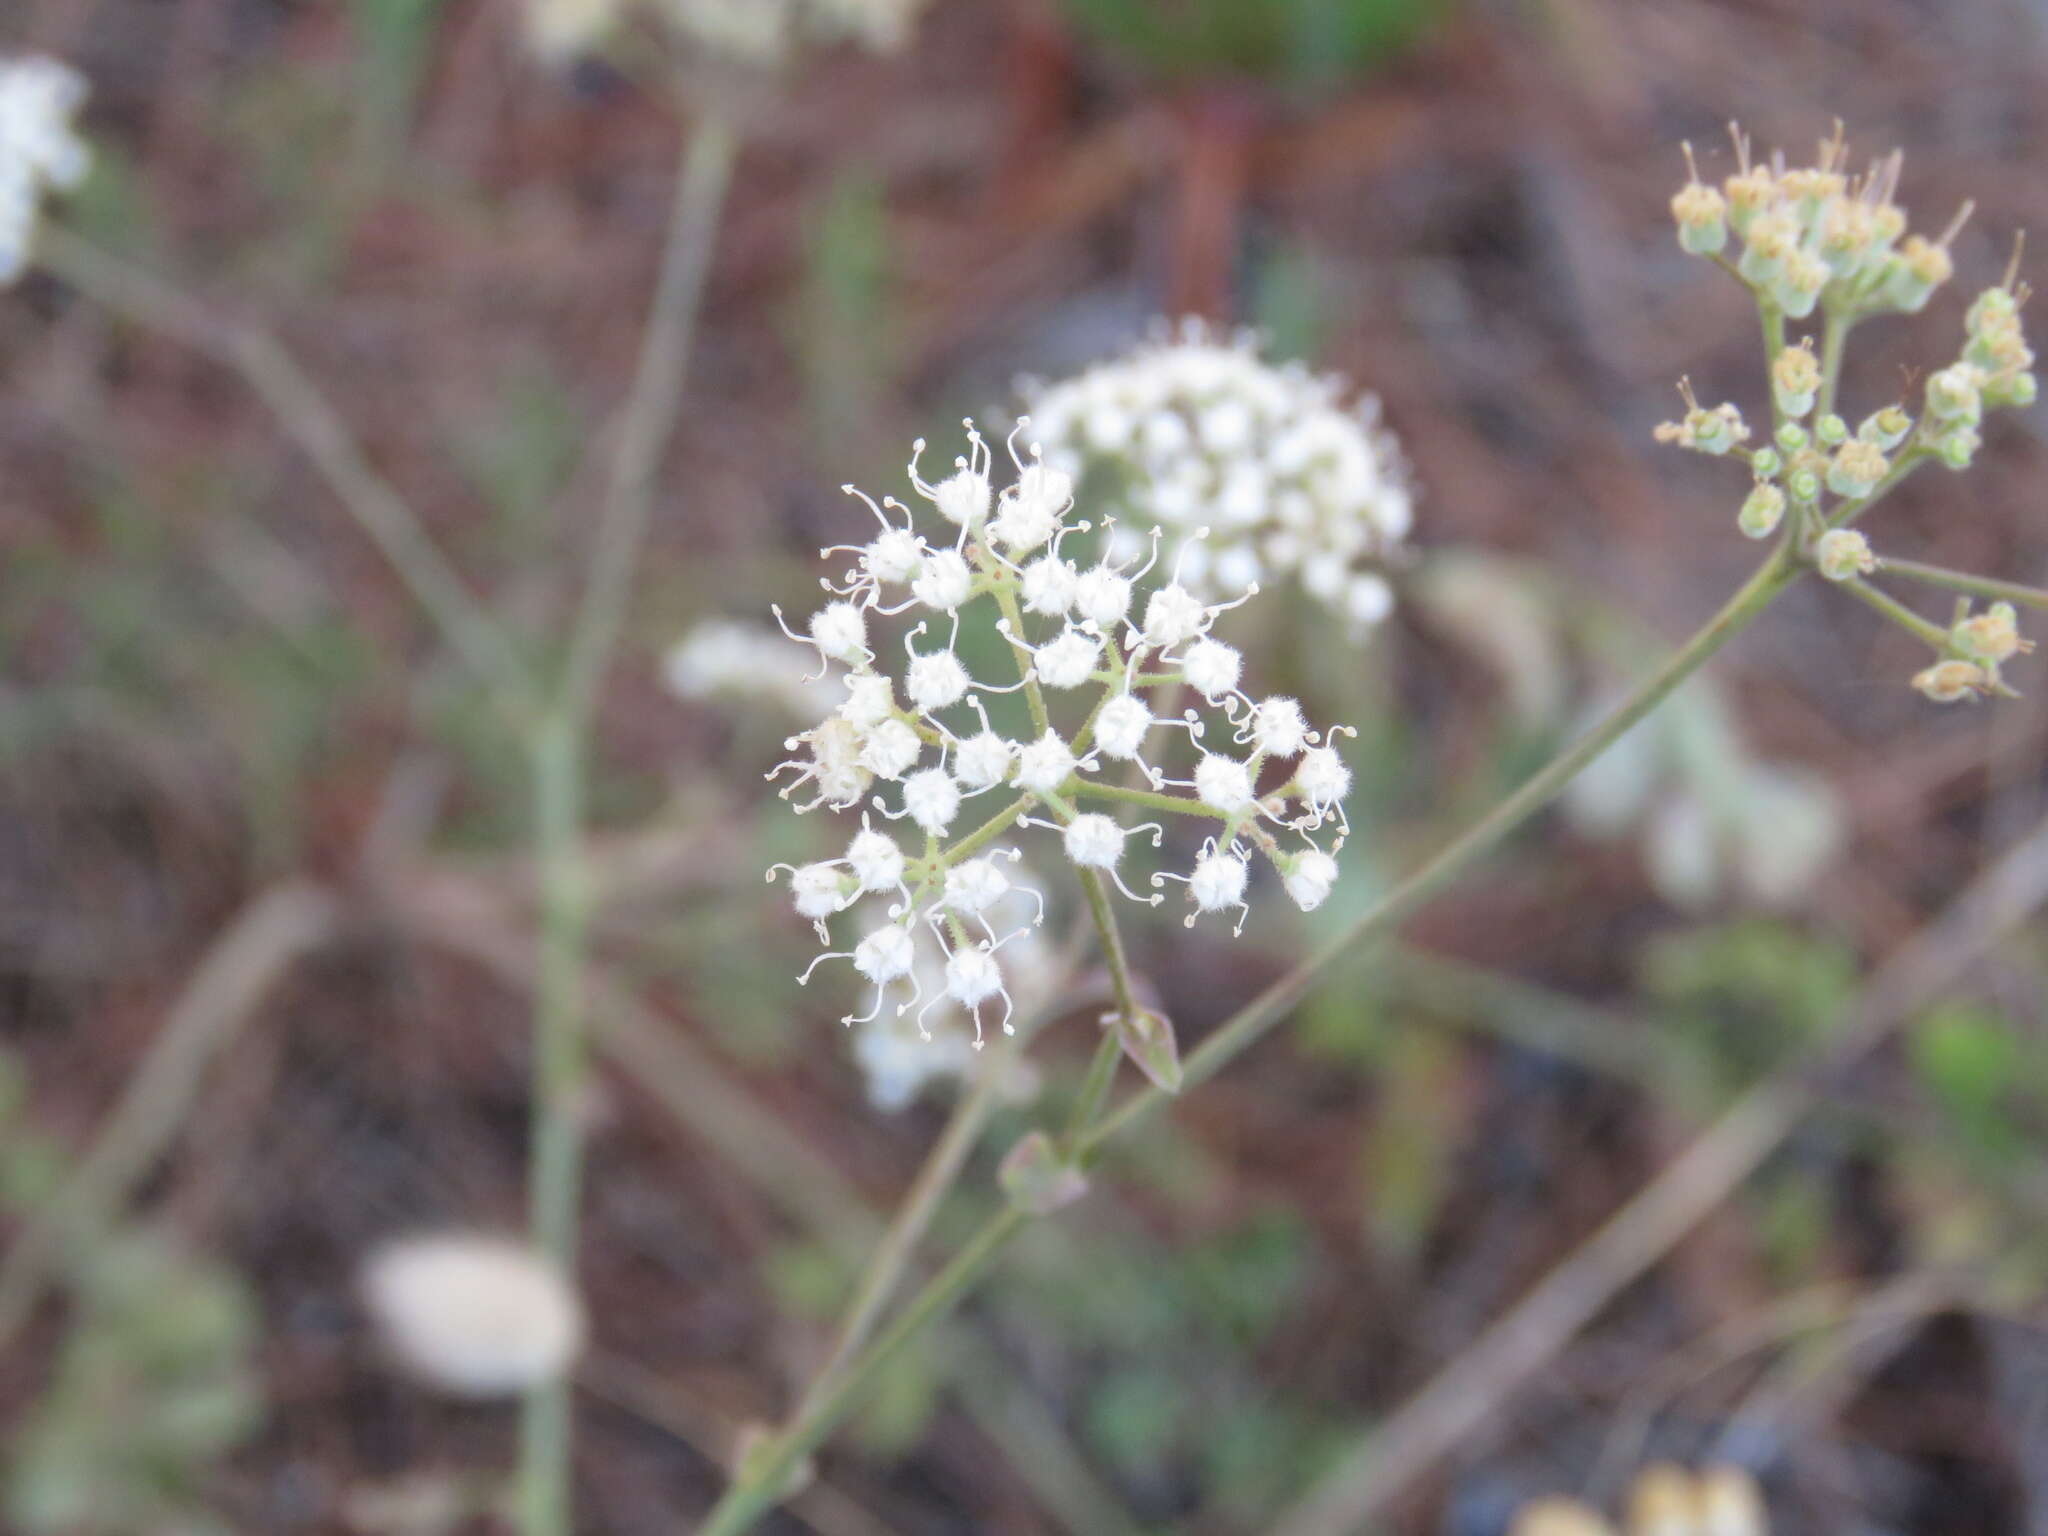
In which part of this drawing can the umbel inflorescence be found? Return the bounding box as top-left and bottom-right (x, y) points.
(0, 56), (90, 285)
(766, 422), (1356, 1046)
(1662, 123), (2036, 702)
(1020, 319), (1412, 636)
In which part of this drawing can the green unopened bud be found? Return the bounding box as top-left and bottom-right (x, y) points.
(1926, 363), (1985, 425)
(1985, 370), (2037, 410)
(1749, 446), (1782, 479)
(1814, 527), (1876, 581)
(1723, 164), (1776, 238)
(1815, 412), (1849, 446)
(1826, 438), (1890, 499)
(1788, 466), (1823, 503)
(1772, 249), (1831, 320)
(1671, 153), (1728, 256)
(1738, 211), (1799, 286)
(1966, 286), (2020, 338)
(1738, 482), (1787, 539)
(1952, 602), (2032, 665)
(1771, 343), (1822, 419)
(1937, 425), (1982, 470)
(1882, 232), (1955, 313)
(1775, 421), (1809, 455)
(1857, 405), (1913, 450)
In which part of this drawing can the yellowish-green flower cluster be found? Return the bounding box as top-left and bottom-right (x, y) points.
(1660, 124), (2037, 704)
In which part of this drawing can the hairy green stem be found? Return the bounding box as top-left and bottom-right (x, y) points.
(1878, 557), (2048, 613)
(1073, 778), (1228, 821)
(692, 543), (1804, 1535)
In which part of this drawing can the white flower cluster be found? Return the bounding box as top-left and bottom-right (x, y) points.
(1018, 319), (1412, 635)
(766, 421), (1355, 1046)
(0, 56), (89, 286)
(524, 0), (927, 63)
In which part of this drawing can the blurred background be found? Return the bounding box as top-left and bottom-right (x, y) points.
(5, 0), (2048, 1531)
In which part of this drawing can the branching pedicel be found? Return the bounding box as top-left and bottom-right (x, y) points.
(766, 423), (1355, 1046)
(1663, 124), (2036, 702)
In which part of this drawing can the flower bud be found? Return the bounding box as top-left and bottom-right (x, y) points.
(1788, 466), (1822, 503)
(1883, 233), (1953, 312)
(1771, 344), (1822, 419)
(1913, 659), (1989, 702)
(1814, 527), (1876, 581)
(1952, 601), (2031, 665)
(1749, 446), (1782, 479)
(1737, 210), (1798, 285)
(1738, 482), (1786, 539)
(1826, 438), (1889, 499)
(1671, 178), (1728, 255)
(1936, 425), (1982, 470)
(1283, 848), (1339, 912)
(1926, 363), (1984, 426)
(1723, 165), (1775, 237)
(1984, 369), (2037, 409)
(1772, 248), (1830, 319)
(1774, 421), (1809, 455)
(1857, 404), (1912, 450)
(1815, 412), (1848, 446)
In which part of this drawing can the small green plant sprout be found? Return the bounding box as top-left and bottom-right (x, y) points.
(1019, 319), (1412, 636)
(0, 56), (90, 285)
(1661, 122), (2039, 703)
(765, 419), (1357, 1058)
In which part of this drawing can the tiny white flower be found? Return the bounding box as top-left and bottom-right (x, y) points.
(1034, 628), (1102, 690)
(905, 648), (971, 712)
(846, 826), (906, 892)
(1093, 693), (1154, 760)
(1284, 849), (1339, 911)
(1013, 731), (1076, 793)
(1247, 695), (1309, 757)
(943, 856), (1011, 914)
(912, 548), (974, 612)
(1188, 847), (1249, 914)
(1020, 554), (1079, 617)
(789, 862), (849, 923)
(1193, 752), (1257, 814)
(853, 922), (917, 983)
(953, 729), (1015, 791)
(864, 525), (926, 584)
(362, 1234), (583, 1398)
(1296, 744), (1352, 809)
(992, 463), (1070, 553)
(900, 767), (962, 833)
(808, 600), (869, 666)
(859, 717), (923, 780)
(840, 672), (897, 728)
(1063, 813), (1127, 868)
(1142, 583), (1209, 648)
(1181, 636), (1242, 700)
(944, 944), (1003, 1006)
(1073, 564), (1134, 629)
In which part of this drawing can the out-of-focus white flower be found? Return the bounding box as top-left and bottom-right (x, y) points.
(0, 56), (91, 286)
(1020, 319), (1412, 636)
(522, 0), (627, 60)
(664, 618), (840, 721)
(362, 1234), (584, 1398)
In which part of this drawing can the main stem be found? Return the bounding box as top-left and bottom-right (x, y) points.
(519, 112), (737, 1536)
(519, 716), (589, 1536)
(692, 544), (1803, 1536)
